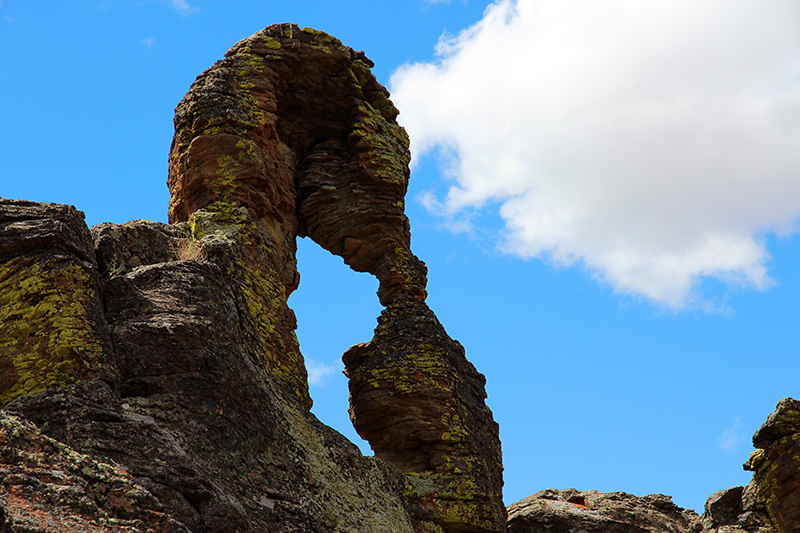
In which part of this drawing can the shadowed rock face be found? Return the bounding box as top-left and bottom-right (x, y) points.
(0, 200), (116, 405)
(2, 211), (419, 533)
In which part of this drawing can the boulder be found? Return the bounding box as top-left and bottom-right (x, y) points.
(506, 488), (700, 533)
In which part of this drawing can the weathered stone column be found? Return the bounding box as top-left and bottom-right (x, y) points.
(0, 200), (116, 405)
(166, 24), (505, 532)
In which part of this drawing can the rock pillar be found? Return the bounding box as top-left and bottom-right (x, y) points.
(0, 200), (116, 405)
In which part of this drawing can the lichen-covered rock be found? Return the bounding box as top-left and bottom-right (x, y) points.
(92, 219), (191, 279)
(0, 199), (115, 405)
(166, 23), (505, 532)
(0, 410), (190, 533)
(167, 23), (424, 308)
(5, 216), (418, 532)
(742, 397), (800, 533)
(2, 23), (504, 533)
(345, 297), (505, 532)
(697, 486), (776, 533)
(506, 488), (701, 533)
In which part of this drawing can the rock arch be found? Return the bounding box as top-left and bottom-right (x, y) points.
(167, 24), (504, 532)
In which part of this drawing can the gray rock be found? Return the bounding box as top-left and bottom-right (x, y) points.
(506, 488), (701, 533)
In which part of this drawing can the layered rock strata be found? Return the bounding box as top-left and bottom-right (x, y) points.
(166, 23), (504, 532)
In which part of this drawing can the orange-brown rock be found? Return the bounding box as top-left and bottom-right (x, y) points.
(344, 297), (505, 532)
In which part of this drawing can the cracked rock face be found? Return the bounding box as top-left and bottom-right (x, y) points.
(2, 212), (418, 533)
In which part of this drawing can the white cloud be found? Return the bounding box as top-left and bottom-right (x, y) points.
(718, 416), (745, 452)
(391, 0), (800, 309)
(140, 37), (155, 50)
(169, 0), (199, 15)
(306, 358), (339, 387)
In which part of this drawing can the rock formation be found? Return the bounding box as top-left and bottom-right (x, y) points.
(506, 488), (700, 533)
(742, 397), (800, 532)
(1, 24), (503, 533)
(166, 23), (504, 532)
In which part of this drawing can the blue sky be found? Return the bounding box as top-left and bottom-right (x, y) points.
(2, 0), (799, 513)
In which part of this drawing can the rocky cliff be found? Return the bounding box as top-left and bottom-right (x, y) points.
(1, 24), (502, 533)
(1, 23), (799, 533)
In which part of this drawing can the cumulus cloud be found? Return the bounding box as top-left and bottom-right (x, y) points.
(718, 416), (745, 452)
(305, 358), (339, 387)
(391, 0), (800, 309)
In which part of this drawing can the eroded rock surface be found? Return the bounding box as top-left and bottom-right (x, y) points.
(0, 410), (189, 533)
(0, 200), (115, 405)
(166, 23), (504, 532)
(3, 214), (419, 532)
(506, 488), (700, 533)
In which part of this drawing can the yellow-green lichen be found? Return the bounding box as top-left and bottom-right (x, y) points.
(0, 259), (107, 405)
(260, 35), (282, 50)
(188, 203), (311, 408)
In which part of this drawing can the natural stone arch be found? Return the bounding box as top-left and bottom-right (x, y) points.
(167, 24), (505, 532)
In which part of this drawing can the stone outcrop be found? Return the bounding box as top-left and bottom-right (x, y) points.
(1, 210), (422, 532)
(506, 398), (800, 533)
(0, 411), (189, 533)
(506, 488), (700, 533)
(742, 397), (800, 532)
(1, 23), (504, 533)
